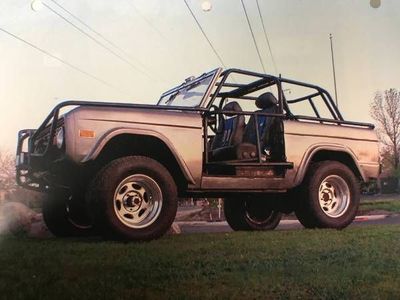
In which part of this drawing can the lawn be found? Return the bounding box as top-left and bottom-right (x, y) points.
(360, 200), (400, 213)
(1, 225), (400, 299)
(360, 195), (400, 213)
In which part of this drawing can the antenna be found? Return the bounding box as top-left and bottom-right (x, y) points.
(329, 33), (339, 107)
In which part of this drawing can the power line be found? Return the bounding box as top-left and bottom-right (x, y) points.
(240, 0), (266, 74)
(128, 2), (181, 71)
(49, 0), (134, 57)
(183, 0), (227, 68)
(255, 0), (278, 74)
(49, 0), (159, 78)
(130, 2), (167, 40)
(0, 26), (128, 95)
(45, 1), (170, 85)
(42, 1), (153, 80)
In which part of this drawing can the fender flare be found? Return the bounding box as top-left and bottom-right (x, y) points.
(81, 127), (196, 184)
(293, 143), (366, 186)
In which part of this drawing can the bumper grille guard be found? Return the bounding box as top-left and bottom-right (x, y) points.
(16, 129), (41, 190)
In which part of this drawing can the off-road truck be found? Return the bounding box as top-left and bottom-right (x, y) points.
(16, 68), (380, 240)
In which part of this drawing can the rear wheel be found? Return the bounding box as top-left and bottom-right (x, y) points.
(294, 206), (317, 229)
(87, 156), (177, 241)
(295, 161), (360, 229)
(42, 190), (93, 237)
(224, 197), (282, 231)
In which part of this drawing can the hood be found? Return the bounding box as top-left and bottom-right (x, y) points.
(65, 104), (203, 130)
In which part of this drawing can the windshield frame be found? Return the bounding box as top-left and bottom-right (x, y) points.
(157, 68), (222, 108)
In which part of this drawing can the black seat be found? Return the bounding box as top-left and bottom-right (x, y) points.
(237, 92), (279, 160)
(210, 101), (245, 161)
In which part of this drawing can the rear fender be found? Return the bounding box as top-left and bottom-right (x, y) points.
(294, 144), (366, 186)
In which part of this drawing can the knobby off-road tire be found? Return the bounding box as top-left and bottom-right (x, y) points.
(42, 190), (93, 237)
(224, 197), (282, 231)
(293, 186), (318, 229)
(295, 161), (360, 229)
(87, 156), (178, 241)
(294, 205), (317, 229)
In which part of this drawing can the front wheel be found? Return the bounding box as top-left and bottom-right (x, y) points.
(295, 161), (360, 229)
(87, 156), (178, 241)
(42, 190), (93, 237)
(224, 197), (282, 231)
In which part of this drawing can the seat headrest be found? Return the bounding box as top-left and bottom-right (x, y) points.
(223, 101), (242, 116)
(255, 92), (278, 109)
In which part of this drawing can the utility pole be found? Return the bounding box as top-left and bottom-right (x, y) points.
(329, 33), (338, 107)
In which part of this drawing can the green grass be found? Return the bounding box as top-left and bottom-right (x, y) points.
(359, 199), (400, 213)
(1, 226), (400, 299)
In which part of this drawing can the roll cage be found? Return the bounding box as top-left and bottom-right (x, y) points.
(209, 68), (373, 128)
(201, 68), (374, 176)
(157, 67), (374, 128)
(203, 69), (289, 174)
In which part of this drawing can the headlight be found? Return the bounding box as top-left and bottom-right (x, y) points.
(55, 127), (64, 149)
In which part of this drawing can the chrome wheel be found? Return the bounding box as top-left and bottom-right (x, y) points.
(65, 195), (92, 229)
(245, 202), (274, 225)
(318, 175), (350, 218)
(113, 174), (163, 229)
(243, 198), (282, 230)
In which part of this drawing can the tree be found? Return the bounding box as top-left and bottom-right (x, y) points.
(0, 150), (44, 207)
(370, 88), (400, 173)
(0, 150), (16, 192)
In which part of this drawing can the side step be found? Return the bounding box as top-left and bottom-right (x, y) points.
(206, 161), (294, 168)
(201, 175), (288, 190)
(206, 161), (294, 178)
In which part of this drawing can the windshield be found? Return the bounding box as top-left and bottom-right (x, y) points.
(158, 70), (218, 107)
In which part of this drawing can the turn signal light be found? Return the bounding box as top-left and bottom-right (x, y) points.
(79, 129), (95, 138)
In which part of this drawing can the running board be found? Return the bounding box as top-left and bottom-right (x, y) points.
(201, 176), (288, 190)
(206, 161), (294, 168)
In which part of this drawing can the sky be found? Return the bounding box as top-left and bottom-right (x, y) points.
(0, 0), (399, 152)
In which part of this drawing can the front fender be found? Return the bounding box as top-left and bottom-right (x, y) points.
(81, 127), (196, 184)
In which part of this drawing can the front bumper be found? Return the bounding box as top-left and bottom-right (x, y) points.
(16, 128), (72, 192)
(16, 129), (48, 191)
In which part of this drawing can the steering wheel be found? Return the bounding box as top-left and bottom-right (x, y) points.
(207, 105), (223, 134)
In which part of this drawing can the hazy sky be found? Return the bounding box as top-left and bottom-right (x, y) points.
(0, 0), (399, 151)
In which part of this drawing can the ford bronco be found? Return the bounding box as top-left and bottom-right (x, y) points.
(16, 68), (380, 240)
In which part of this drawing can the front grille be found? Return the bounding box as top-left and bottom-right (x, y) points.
(32, 118), (64, 154)
(33, 135), (50, 154)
